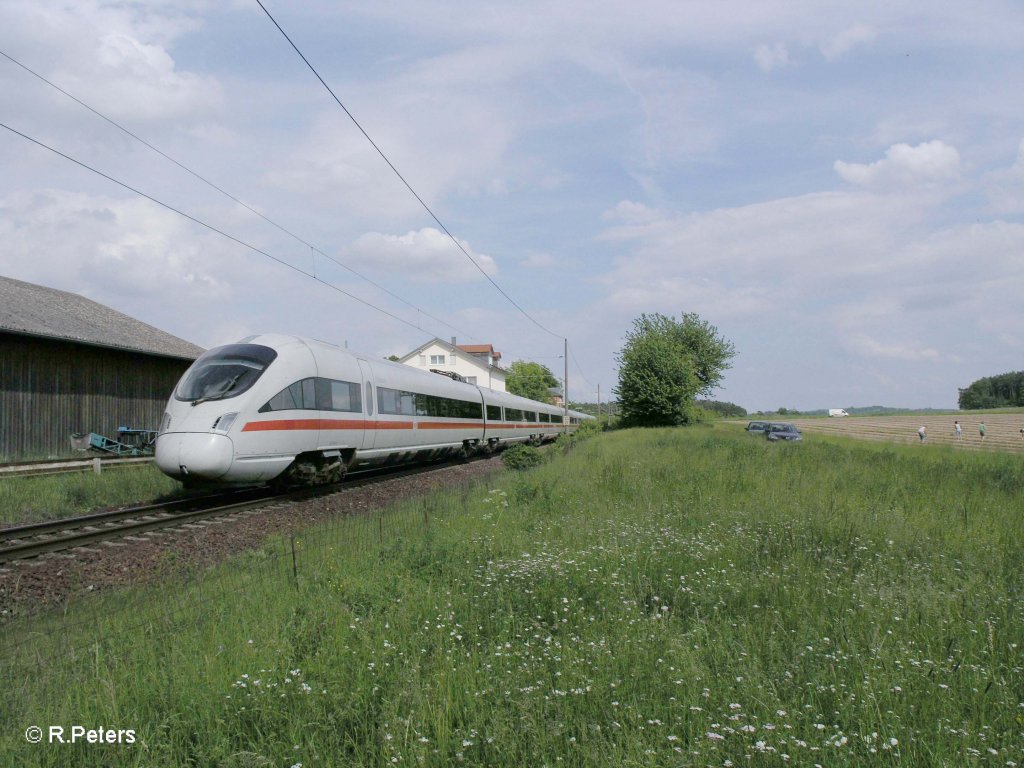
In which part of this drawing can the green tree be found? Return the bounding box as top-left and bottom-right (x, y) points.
(958, 371), (1024, 409)
(506, 361), (560, 403)
(615, 312), (736, 427)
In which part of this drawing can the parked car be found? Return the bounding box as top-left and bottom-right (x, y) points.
(745, 420), (769, 434)
(766, 422), (802, 441)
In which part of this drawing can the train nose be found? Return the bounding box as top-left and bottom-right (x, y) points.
(155, 433), (234, 481)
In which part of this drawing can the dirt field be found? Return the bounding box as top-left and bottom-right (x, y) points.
(745, 412), (1024, 452)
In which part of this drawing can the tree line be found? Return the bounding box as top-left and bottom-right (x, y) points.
(958, 371), (1024, 410)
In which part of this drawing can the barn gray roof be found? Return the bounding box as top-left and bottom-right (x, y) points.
(0, 275), (204, 360)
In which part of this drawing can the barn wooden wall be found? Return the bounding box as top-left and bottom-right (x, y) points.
(0, 333), (192, 459)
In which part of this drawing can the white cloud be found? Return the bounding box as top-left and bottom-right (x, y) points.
(819, 23), (877, 60)
(348, 227), (497, 283)
(754, 42), (790, 72)
(984, 138), (1024, 215)
(844, 333), (942, 362)
(519, 251), (554, 268)
(834, 140), (961, 187)
(0, 188), (232, 299)
(3, 2), (221, 126)
(603, 200), (663, 224)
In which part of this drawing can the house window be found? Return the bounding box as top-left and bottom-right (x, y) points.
(430, 354), (446, 365)
(465, 376), (477, 385)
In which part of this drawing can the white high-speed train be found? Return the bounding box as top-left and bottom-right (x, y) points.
(155, 334), (591, 486)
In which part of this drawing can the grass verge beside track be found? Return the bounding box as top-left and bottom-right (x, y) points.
(0, 465), (184, 527)
(2, 426), (1021, 766)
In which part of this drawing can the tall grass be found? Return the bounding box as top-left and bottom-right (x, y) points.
(2, 428), (1021, 766)
(0, 466), (183, 526)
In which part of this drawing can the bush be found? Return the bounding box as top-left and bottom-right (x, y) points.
(501, 444), (544, 471)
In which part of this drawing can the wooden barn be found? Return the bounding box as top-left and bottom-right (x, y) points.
(0, 276), (204, 460)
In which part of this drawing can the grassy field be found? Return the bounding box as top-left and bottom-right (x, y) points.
(757, 411), (1024, 453)
(2, 427), (1022, 766)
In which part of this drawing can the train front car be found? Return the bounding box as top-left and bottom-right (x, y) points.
(155, 336), (315, 486)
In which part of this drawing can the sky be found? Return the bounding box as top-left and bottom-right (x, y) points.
(1, 1), (1023, 412)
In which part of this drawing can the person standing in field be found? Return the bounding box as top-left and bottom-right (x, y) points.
(954, 420), (962, 441)
(979, 421), (986, 441)
(918, 425), (927, 442)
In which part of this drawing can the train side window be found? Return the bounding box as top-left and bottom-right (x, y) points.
(486, 404), (501, 421)
(539, 412), (550, 423)
(551, 414), (563, 424)
(401, 391), (416, 415)
(260, 378), (314, 412)
(378, 386), (414, 415)
(524, 411), (537, 422)
(378, 387), (397, 414)
(415, 393), (481, 419)
(315, 378), (362, 412)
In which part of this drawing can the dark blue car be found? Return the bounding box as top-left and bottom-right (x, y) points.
(766, 422), (802, 441)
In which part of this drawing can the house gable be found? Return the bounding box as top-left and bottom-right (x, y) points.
(398, 337), (506, 391)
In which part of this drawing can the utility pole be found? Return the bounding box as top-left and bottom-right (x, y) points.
(563, 337), (569, 433)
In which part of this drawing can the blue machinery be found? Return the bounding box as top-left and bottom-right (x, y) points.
(71, 427), (158, 457)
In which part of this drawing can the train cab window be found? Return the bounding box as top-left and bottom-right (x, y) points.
(486, 404), (501, 421)
(316, 378), (362, 412)
(175, 344), (277, 404)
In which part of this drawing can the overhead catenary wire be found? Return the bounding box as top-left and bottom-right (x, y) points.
(0, 120), (445, 338)
(4, 32), (600, 393)
(255, 0), (563, 341)
(0, 47), (477, 345)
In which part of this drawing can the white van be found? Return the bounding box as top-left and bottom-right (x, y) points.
(828, 409), (850, 417)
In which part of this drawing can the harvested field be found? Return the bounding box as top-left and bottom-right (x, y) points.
(752, 411), (1024, 452)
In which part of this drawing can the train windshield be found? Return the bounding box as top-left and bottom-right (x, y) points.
(175, 344), (278, 405)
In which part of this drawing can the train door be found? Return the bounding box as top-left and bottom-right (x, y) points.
(357, 359), (376, 449)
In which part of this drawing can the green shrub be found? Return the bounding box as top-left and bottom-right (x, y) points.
(500, 444), (543, 470)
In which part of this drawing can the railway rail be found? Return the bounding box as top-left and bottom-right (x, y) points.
(0, 488), (278, 565)
(0, 458), (490, 566)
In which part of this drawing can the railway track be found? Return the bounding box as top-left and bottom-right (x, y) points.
(0, 488), (280, 565)
(0, 458), (492, 566)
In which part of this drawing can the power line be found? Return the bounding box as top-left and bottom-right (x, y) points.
(569, 345), (596, 391)
(255, 0), (563, 340)
(0, 46), (476, 344)
(0, 120), (440, 338)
